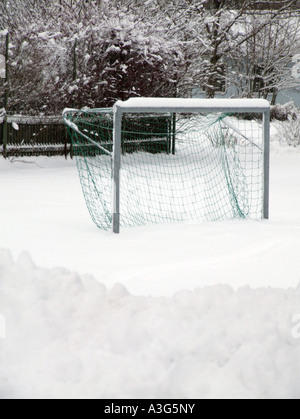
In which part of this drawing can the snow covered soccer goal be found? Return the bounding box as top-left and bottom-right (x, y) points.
(63, 98), (270, 233)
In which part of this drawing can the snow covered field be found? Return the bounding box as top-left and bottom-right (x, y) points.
(0, 135), (300, 398)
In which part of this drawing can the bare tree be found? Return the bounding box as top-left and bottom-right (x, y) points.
(131, 0), (300, 98)
(229, 11), (300, 103)
(193, 0), (300, 98)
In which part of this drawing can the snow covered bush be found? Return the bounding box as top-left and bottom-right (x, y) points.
(273, 108), (300, 147)
(69, 10), (182, 109)
(2, 2), (182, 114)
(271, 102), (299, 121)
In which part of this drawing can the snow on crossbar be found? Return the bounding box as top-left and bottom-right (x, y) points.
(114, 98), (270, 114)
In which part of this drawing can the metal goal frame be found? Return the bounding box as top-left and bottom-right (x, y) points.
(112, 98), (270, 234)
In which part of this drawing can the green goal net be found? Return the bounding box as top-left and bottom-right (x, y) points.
(63, 98), (269, 232)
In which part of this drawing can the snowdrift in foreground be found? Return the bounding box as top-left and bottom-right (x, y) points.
(0, 249), (300, 399)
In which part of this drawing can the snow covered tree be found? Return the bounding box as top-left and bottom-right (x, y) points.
(228, 11), (300, 103)
(67, 9), (182, 109)
(127, 0), (300, 98)
(192, 0), (300, 98)
(1, 0), (300, 113)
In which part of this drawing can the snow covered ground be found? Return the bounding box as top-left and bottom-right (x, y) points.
(0, 133), (300, 398)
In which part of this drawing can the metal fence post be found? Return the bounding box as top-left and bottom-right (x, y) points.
(172, 113), (176, 155)
(3, 113), (7, 158)
(4, 32), (9, 110)
(1, 32), (9, 158)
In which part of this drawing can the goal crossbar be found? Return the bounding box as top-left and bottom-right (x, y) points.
(114, 98), (270, 114)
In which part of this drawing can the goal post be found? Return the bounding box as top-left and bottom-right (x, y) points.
(63, 98), (270, 234)
(263, 109), (271, 220)
(112, 106), (122, 234)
